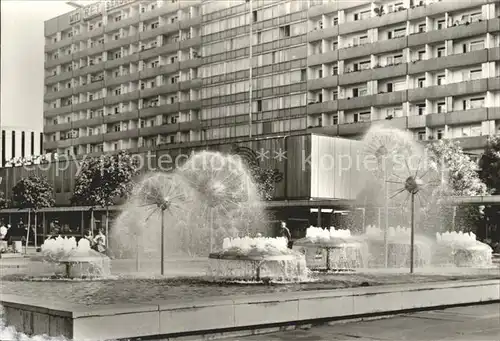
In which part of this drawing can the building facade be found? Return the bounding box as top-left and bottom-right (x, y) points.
(0, 127), (44, 167)
(43, 0), (500, 157)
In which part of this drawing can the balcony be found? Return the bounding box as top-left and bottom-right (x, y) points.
(102, 129), (139, 142)
(73, 80), (104, 96)
(180, 58), (202, 70)
(72, 116), (103, 130)
(179, 120), (201, 131)
(407, 115), (426, 129)
(488, 77), (500, 91)
(139, 124), (180, 137)
(140, 103), (179, 118)
(408, 49), (488, 75)
(444, 108), (488, 126)
(45, 54), (72, 69)
(339, 10), (408, 36)
(139, 66), (164, 79)
(104, 35), (139, 51)
(72, 44), (105, 60)
(372, 90), (407, 107)
(140, 83), (180, 98)
(308, 26), (339, 42)
(180, 36), (201, 50)
(307, 100), (338, 115)
(487, 107), (500, 120)
(180, 99), (202, 111)
(453, 135), (488, 150)
(180, 16), (201, 30)
(103, 109), (139, 124)
(105, 16), (138, 33)
(45, 71), (73, 85)
(408, 21), (487, 47)
(371, 63), (407, 81)
(179, 78), (202, 91)
(105, 72), (140, 88)
(44, 122), (71, 134)
(308, 76), (338, 90)
(339, 37), (406, 60)
(74, 62), (105, 77)
(73, 98), (105, 112)
(44, 88), (73, 101)
(75, 135), (104, 145)
(44, 105), (72, 117)
(408, 79), (488, 102)
(408, 0), (489, 21)
(308, 50), (339, 66)
(104, 90), (140, 106)
(79, 26), (105, 41)
(104, 53), (140, 70)
(338, 121), (371, 136)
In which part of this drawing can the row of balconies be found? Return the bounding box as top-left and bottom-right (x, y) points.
(199, 47), (499, 90)
(45, 34), (201, 71)
(307, 77), (500, 112)
(44, 97), (203, 126)
(308, 18), (498, 62)
(45, 1), (199, 51)
(307, 107), (499, 137)
(308, 0), (492, 23)
(45, 75), (201, 102)
(44, 120), (201, 150)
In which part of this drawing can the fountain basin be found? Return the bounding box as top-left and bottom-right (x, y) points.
(293, 239), (367, 271)
(364, 239), (432, 269)
(207, 253), (307, 281)
(58, 250), (111, 278)
(433, 244), (493, 268)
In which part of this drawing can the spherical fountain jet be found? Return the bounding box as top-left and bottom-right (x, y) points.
(115, 172), (193, 275)
(362, 125), (442, 271)
(178, 151), (266, 255)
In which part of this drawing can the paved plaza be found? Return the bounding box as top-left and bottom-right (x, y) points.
(227, 304), (500, 341)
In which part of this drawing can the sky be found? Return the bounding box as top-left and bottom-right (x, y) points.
(1, 1), (75, 131)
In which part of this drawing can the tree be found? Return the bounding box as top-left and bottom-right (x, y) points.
(0, 191), (9, 209)
(478, 136), (500, 241)
(12, 175), (55, 251)
(249, 166), (283, 201)
(479, 136), (500, 194)
(70, 151), (140, 245)
(425, 139), (488, 233)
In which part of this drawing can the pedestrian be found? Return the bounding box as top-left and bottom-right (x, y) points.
(0, 221), (7, 240)
(279, 221), (293, 249)
(93, 229), (106, 253)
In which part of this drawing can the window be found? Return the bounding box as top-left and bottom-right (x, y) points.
(386, 83), (393, 93)
(359, 35), (368, 45)
(418, 77), (425, 88)
(252, 10), (257, 22)
(437, 102), (446, 113)
(113, 143), (118, 150)
(151, 22), (159, 29)
(470, 69), (482, 80)
(332, 41), (338, 51)
(257, 100), (262, 111)
(417, 131), (426, 140)
(437, 19), (446, 30)
(417, 104), (426, 116)
(280, 25), (290, 38)
(300, 69), (307, 82)
(470, 97), (485, 109)
(140, 82), (145, 90)
(418, 50), (426, 61)
(437, 47), (445, 57)
(318, 69), (323, 78)
(332, 66), (338, 76)
(115, 15), (122, 22)
(418, 23), (426, 33)
(114, 88), (121, 95)
(437, 130), (443, 140)
(114, 51), (122, 59)
(114, 125), (121, 132)
(437, 74), (446, 85)
(355, 112), (371, 122)
(333, 114), (338, 125)
(151, 61), (159, 68)
(114, 106), (120, 114)
(470, 40), (484, 51)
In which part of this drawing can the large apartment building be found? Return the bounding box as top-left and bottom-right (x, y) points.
(44, 0), (500, 156)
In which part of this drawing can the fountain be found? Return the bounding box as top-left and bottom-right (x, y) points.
(361, 225), (432, 269)
(111, 151), (271, 280)
(39, 236), (110, 278)
(293, 226), (367, 271)
(207, 236), (307, 281)
(434, 231), (493, 267)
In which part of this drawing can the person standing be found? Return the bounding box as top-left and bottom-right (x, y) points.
(279, 221), (293, 249)
(0, 221), (7, 240)
(93, 229), (106, 253)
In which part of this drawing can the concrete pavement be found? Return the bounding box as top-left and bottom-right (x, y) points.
(226, 304), (500, 341)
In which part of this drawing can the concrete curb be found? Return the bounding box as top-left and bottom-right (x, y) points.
(1, 279), (499, 341)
